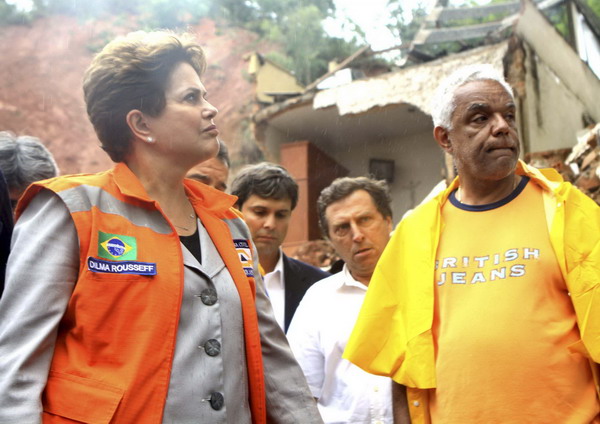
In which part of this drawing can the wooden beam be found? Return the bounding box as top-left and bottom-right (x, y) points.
(434, 2), (520, 23)
(413, 21), (504, 45)
(305, 44), (371, 92)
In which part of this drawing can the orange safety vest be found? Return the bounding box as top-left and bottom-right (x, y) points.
(17, 163), (266, 424)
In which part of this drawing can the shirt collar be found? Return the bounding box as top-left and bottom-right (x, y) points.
(263, 249), (285, 285)
(337, 264), (368, 291)
(271, 248), (285, 277)
(436, 159), (563, 206)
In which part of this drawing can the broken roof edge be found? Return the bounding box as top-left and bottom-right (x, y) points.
(429, 1), (521, 23)
(252, 41), (510, 126)
(253, 91), (316, 124)
(313, 41), (509, 117)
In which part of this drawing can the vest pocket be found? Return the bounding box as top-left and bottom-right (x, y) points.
(42, 371), (123, 424)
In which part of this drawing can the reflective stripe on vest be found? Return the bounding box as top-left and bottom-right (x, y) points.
(58, 185), (172, 234)
(17, 164), (266, 424)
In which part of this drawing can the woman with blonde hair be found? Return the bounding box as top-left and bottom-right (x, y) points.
(0, 31), (321, 424)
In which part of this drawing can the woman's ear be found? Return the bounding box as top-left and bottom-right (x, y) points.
(126, 109), (152, 141)
(433, 126), (453, 154)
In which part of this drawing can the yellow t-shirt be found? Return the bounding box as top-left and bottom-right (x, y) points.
(431, 177), (600, 424)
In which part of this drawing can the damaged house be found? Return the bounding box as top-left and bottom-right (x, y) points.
(249, 0), (600, 252)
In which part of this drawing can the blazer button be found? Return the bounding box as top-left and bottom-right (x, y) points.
(204, 339), (221, 356)
(198, 288), (218, 305)
(210, 392), (224, 410)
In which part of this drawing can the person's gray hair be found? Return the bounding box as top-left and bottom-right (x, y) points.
(317, 176), (392, 238)
(0, 131), (59, 194)
(231, 162), (298, 210)
(431, 64), (514, 129)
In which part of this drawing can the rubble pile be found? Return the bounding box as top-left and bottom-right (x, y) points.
(526, 123), (600, 205)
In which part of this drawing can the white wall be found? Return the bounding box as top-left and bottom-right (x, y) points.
(315, 129), (444, 225)
(522, 51), (593, 153)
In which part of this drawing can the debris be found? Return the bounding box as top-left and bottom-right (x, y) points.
(527, 123), (600, 205)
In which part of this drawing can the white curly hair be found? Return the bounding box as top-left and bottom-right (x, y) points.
(431, 64), (514, 129)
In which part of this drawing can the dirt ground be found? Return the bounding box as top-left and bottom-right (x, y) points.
(0, 15), (272, 175)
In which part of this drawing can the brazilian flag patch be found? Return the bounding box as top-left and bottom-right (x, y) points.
(98, 231), (137, 261)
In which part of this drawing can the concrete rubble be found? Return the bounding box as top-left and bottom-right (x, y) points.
(526, 123), (600, 205)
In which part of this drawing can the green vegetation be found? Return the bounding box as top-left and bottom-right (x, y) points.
(0, 0), (360, 85)
(390, 0), (600, 62)
(2, 0), (598, 82)
(0, 0), (32, 25)
(542, 0), (600, 46)
(209, 0), (361, 85)
(386, 0), (428, 46)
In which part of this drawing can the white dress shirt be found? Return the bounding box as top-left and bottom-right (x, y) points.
(287, 265), (393, 424)
(263, 249), (286, 330)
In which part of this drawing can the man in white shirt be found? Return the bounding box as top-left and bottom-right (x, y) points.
(287, 176), (394, 423)
(231, 163), (329, 332)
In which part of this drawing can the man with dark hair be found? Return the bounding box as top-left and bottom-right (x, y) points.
(186, 139), (230, 192)
(231, 162), (328, 332)
(345, 64), (600, 423)
(287, 176), (394, 423)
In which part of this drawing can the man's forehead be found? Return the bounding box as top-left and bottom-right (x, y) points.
(194, 159), (227, 173)
(452, 81), (514, 112)
(189, 173), (212, 182)
(466, 101), (516, 111)
(325, 191), (378, 221)
(246, 195), (292, 211)
(455, 79), (512, 100)
(328, 209), (373, 224)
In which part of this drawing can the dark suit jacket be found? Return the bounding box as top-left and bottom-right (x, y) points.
(0, 170), (13, 297)
(282, 254), (329, 332)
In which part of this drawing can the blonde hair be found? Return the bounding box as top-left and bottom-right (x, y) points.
(83, 31), (206, 162)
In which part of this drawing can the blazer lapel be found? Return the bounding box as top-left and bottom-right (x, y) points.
(282, 254), (303, 331)
(179, 220), (226, 280)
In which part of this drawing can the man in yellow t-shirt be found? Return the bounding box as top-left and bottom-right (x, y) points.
(344, 64), (600, 424)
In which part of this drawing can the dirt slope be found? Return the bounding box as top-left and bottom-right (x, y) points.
(0, 15), (269, 175)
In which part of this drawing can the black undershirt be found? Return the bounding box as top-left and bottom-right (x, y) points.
(179, 228), (201, 263)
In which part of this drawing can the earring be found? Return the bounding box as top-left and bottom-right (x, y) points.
(146, 136), (155, 143)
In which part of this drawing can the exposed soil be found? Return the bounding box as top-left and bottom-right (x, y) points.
(0, 15), (273, 174)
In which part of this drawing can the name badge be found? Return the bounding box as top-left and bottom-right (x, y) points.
(234, 239), (254, 277)
(88, 257), (157, 276)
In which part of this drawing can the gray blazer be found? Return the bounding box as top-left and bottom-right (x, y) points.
(0, 190), (323, 424)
